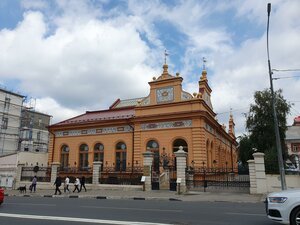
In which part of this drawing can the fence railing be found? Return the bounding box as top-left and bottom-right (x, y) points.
(186, 166), (250, 192)
(21, 166), (51, 182)
(100, 166), (143, 185)
(265, 160), (300, 175)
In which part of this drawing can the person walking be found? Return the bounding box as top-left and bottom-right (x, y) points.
(31, 176), (37, 193)
(64, 176), (70, 193)
(80, 176), (87, 192)
(73, 177), (80, 193)
(54, 176), (62, 195)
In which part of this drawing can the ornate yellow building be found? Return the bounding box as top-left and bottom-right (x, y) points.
(48, 63), (237, 174)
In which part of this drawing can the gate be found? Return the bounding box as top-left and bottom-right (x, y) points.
(169, 165), (177, 191)
(151, 166), (160, 190)
(186, 166), (250, 193)
(151, 150), (177, 190)
(21, 166), (51, 182)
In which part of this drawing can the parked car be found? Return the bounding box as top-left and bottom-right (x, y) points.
(265, 189), (300, 225)
(285, 164), (298, 172)
(0, 187), (4, 205)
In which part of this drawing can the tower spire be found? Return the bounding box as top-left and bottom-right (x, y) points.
(228, 109), (235, 138)
(162, 49), (169, 77)
(200, 57), (208, 81)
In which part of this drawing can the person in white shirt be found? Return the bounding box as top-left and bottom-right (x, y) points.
(73, 177), (80, 193)
(64, 176), (70, 193)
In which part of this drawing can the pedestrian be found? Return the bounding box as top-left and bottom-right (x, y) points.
(80, 176), (87, 192)
(53, 176), (62, 195)
(73, 177), (80, 193)
(64, 176), (70, 193)
(31, 175), (37, 192)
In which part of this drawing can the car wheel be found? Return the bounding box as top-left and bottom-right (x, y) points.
(291, 207), (300, 225)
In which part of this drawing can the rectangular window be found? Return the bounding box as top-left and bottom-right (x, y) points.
(292, 143), (300, 153)
(37, 131), (41, 141)
(1, 117), (8, 129)
(4, 97), (10, 111)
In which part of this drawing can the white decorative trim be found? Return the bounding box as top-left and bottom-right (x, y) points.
(141, 120), (192, 130)
(55, 125), (133, 137)
(181, 91), (192, 100)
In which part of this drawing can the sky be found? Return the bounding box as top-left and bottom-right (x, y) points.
(0, 0), (299, 136)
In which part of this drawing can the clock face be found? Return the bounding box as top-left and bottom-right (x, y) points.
(156, 87), (174, 103)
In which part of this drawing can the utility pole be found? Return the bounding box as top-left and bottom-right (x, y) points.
(267, 3), (287, 190)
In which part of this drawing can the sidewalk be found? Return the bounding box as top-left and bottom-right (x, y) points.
(4, 188), (264, 203)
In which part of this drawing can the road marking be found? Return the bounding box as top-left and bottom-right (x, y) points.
(81, 205), (182, 213)
(0, 213), (172, 225)
(5, 203), (56, 206)
(226, 212), (266, 217)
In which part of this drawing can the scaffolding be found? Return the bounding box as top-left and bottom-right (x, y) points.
(0, 88), (51, 156)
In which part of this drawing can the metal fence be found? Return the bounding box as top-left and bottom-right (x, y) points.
(21, 166), (51, 182)
(58, 167), (93, 184)
(265, 160), (300, 175)
(99, 166), (143, 185)
(186, 167), (250, 193)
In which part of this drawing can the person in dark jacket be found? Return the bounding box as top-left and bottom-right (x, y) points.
(31, 176), (37, 192)
(54, 176), (62, 195)
(80, 176), (87, 192)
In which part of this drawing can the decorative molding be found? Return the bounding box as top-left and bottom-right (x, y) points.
(141, 96), (150, 105)
(55, 125), (133, 137)
(156, 86), (174, 103)
(181, 91), (192, 100)
(141, 120), (192, 130)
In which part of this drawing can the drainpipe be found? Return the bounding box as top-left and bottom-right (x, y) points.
(128, 121), (134, 173)
(230, 142), (233, 171)
(49, 129), (56, 164)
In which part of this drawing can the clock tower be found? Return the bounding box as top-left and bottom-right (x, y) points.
(147, 63), (184, 105)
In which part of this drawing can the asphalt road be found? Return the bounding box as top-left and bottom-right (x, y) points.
(0, 196), (278, 225)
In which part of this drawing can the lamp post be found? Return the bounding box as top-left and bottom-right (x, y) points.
(267, 3), (287, 190)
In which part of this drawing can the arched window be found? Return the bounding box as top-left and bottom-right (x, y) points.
(61, 145), (69, 169)
(172, 139), (188, 168)
(115, 142), (126, 171)
(206, 140), (210, 168)
(173, 139), (188, 152)
(94, 143), (104, 171)
(94, 143), (104, 161)
(79, 144), (89, 170)
(147, 140), (159, 172)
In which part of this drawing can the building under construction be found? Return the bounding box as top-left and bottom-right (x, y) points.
(0, 87), (51, 156)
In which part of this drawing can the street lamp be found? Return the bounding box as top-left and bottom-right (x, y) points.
(267, 3), (287, 190)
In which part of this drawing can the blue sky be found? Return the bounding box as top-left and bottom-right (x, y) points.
(0, 0), (299, 136)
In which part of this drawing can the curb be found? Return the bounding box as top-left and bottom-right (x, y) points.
(5, 193), (182, 202)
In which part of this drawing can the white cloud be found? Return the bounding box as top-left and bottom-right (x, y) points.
(0, 0), (299, 134)
(34, 97), (82, 124)
(0, 8), (157, 122)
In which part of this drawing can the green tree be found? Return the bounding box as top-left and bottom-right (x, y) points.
(238, 89), (291, 167)
(238, 135), (253, 165)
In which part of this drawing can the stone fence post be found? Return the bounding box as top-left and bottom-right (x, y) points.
(16, 163), (25, 187)
(248, 152), (267, 194)
(174, 146), (187, 193)
(51, 162), (60, 184)
(143, 151), (154, 191)
(93, 161), (102, 185)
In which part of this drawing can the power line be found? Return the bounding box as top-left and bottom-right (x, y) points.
(216, 107), (249, 115)
(272, 68), (300, 72)
(273, 75), (300, 80)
